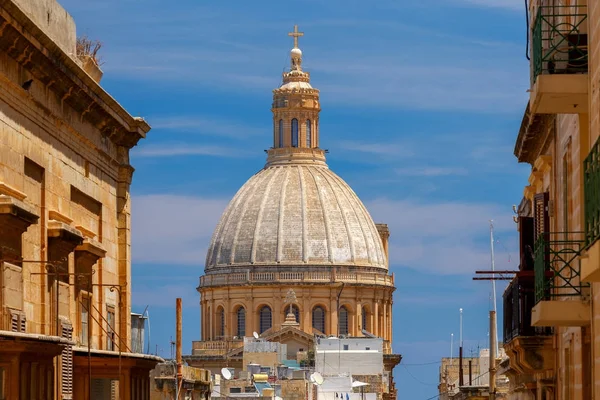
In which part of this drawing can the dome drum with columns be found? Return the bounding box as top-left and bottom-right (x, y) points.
(192, 27), (399, 396)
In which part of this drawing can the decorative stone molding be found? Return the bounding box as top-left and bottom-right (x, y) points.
(0, 183), (26, 201)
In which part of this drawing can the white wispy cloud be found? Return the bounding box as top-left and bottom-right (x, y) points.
(149, 116), (266, 137)
(366, 198), (517, 275)
(454, 0), (522, 11)
(337, 140), (414, 157)
(133, 144), (253, 158)
(395, 167), (469, 177)
(61, 1), (528, 113)
(131, 195), (229, 265)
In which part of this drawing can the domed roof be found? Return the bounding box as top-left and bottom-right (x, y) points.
(205, 164), (387, 271)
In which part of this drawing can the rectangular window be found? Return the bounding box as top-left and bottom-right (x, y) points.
(80, 296), (89, 346)
(343, 345), (349, 351)
(107, 307), (115, 351)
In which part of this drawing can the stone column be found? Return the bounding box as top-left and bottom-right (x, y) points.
(383, 300), (388, 341)
(303, 295), (310, 333)
(330, 296), (337, 336)
(200, 299), (204, 341)
(226, 297), (232, 337)
(116, 164), (134, 349)
(374, 301), (379, 337)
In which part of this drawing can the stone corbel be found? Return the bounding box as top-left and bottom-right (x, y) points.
(47, 220), (83, 278)
(524, 185), (536, 201)
(528, 170), (544, 192)
(0, 184), (39, 262)
(534, 155), (552, 174)
(74, 238), (106, 289)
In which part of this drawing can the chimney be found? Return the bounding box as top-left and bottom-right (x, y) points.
(375, 223), (390, 267)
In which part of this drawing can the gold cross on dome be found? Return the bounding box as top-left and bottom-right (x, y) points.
(288, 24), (304, 48)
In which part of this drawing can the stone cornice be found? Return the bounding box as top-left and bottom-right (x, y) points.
(514, 102), (555, 164)
(0, 1), (150, 149)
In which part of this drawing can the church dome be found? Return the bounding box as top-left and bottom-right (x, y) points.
(205, 163), (387, 271)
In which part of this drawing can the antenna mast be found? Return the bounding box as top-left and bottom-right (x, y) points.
(489, 221), (499, 356)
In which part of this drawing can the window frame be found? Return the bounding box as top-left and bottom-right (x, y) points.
(312, 306), (326, 334)
(259, 306), (272, 334)
(291, 118), (299, 147)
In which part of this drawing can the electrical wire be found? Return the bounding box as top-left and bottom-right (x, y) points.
(401, 360), (441, 366)
(400, 365), (438, 387)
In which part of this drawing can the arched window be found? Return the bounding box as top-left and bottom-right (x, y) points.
(291, 118), (299, 147)
(284, 304), (300, 323)
(361, 306), (369, 332)
(237, 307), (246, 337)
(278, 120), (284, 148)
(306, 120), (311, 148)
(259, 306), (272, 334)
(312, 306), (326, 334)
(339, 306), (349, 335)
(217, 307), (225, 337)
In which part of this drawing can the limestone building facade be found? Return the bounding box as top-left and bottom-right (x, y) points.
(501, 1), (599, 399)
(188, 26), (401, 399)
(0, 0), (160, 398)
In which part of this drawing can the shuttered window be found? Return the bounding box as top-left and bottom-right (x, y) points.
(61, 324), (73, 397)
(534, 192), (550, 242)
(10, 310), (26, 333)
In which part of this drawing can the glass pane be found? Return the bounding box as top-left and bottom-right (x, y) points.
(312, 307), (325, 334)
(291, 119), (298, 147)
(259, 306), (272, 333)
(278, 120), (284, 148)
(237, 308), (246, 337)
(339, 306), (348, 335)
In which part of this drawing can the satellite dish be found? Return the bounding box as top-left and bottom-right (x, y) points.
(253, 331), (259, 339)
(352, 381), (369, 388)
(221, 367), (232, 380)
(310, 372), (324, 385)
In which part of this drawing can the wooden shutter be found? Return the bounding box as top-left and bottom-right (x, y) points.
(534, 192), (550, 242)
(10, 311), (18, 332)
(9, 310), (26, 333)
(519, 216), (535, 271)
(61, 323), (73, 398)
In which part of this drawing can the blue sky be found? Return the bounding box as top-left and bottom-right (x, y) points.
(60, 0), (530, 398)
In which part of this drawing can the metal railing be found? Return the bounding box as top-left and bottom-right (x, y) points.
(503, 272), (551, 344)
(585, 137), (600, 246)
(534, 232), (587, 303)
(199, 269), (394, 288)
(532, 5), (588, 82)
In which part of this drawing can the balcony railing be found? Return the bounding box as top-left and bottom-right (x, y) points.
(532, 5), (588, 83)
(534, 232), (587, 303)
(585, 137), (600, 246)
(503, 272), (551, 344)
(199, 269), (395, 288)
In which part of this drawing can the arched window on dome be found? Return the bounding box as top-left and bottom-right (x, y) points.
(339, 306), (349, 336)
(217, 307), (225, 338)
(291, 118), (299, 147)
(361, 306), (370, 333)
(306, 120), (311, 148)
(312, 306), (326, 334)
(284, 304), (300, 323)
(236, 307), (246, 337)
(259, 306), (272, 334)
(278, 119), (284, 148)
